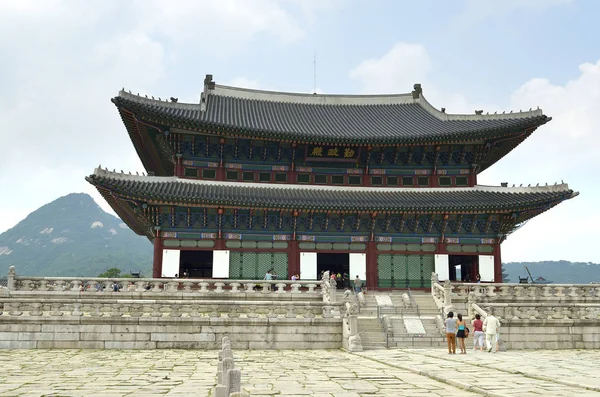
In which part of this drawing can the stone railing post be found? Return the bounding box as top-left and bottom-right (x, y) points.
(214, 282), (225, 293)
(443, 280), (453, 307)
(290, 283), (301, 294)
(215, 336), (245, 397)
(345, 302), (363, 352)
(443, 280), (453, 316)
(321, 280), (331, 303)
(431, 272), (438, 296)
(7, 266), (16, 291)
(467, 293), (475, 319)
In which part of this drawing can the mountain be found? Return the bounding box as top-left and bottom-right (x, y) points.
(503, 261), (600, 284)
(0, 193), (152, 277)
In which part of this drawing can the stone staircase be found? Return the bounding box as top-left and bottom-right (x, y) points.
(387, 292), (446, 348)
(354, 290), (447, 349)
(357, 317), (387, 350)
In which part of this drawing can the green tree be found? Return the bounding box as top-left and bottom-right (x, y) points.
(97, 267), (122, 278)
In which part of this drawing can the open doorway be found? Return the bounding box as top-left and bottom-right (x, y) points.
(317, 253), (350, 288)
(180, 250), (213, 278)
(448, 255), (477, 282)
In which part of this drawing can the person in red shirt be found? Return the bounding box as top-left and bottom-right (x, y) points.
(472, 313), (484, 351)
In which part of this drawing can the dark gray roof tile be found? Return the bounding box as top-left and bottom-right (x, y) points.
(113, 86), (550, 144)
(86, 169), (576, 213)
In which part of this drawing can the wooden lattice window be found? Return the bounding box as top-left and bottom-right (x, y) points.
(297, 174), (310, 184)
(184, 168), (197, 178)
(226, 171), (238, 181)
(456, 176), (468, 186)
(348, 176), (361, 185)
(315, 175), (327, 184)
(242, 171), (255, 182)
(331, 175), (344, 185)
(275, 173), (287, 182)
(439, 176), (452, 186)
(202, 169), (216, 179)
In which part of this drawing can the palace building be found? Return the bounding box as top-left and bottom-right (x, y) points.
(86, 75), (577, 289)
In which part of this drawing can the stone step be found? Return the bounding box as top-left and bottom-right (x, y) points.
(390, 336), (446, 343)
(361, 339), (386, 345)
(359, 328), (384, 332)
(389, 340), (447, 348)
(361, 345), (388, 350)
(360, 329), (384, 334)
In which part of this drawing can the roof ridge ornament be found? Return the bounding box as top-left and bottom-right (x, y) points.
(200, 74), (215, 111)
(411, 83), (422, 99)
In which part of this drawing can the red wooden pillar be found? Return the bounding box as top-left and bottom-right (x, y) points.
(494, 242), (502, 283)
(430, 173), (439, 187)
(217, 138), (226, 181)
(363, 146), (372, 187)
(288, 241), (300, 279)
(174, 154), (183, 177)
(469, 171), (478, 186)
(214, 238), (225, 250)
(366, 241), (377, 289)
(152, 233), (163, 278)
(287, 142), (298, 185)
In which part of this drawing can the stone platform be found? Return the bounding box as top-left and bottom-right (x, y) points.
(1, 348), (599, 396)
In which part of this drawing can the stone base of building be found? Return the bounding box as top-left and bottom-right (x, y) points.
(502, 323), (600, 350)
(0, 317), (342, 350)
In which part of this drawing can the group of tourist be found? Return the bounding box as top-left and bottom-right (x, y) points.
(318, 271), (356, 290)
(445, 311), (501, 354)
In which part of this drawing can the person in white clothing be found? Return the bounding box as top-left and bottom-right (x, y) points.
(483, 312), (501, 353)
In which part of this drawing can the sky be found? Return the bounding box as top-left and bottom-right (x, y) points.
(0, 0), (598, 263)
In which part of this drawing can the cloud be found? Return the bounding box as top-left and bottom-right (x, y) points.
(134, 0), (305, 52)
(223, 77), (263, 90)
(349, 42), (497, 113)
(456, 0), (573, 25)
(349, 43), (431, 95)
(483, 60), (600, 262)
(350, 42), (599, 262)
(0, 0), (313, 234)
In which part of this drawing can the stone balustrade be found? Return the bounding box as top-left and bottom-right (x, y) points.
(9, 275), (321, 297)
(0, 298), (335, 319)
(0, 266), (343, 350)
(472, 303), (600, 322)
(431, 276), (600, 349)
(448, 283), (600, 302)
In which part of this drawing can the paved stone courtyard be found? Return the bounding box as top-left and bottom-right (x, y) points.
(0, 349), (599, 397)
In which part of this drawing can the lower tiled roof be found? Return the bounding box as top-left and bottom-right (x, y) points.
(86, 169), (577, 213)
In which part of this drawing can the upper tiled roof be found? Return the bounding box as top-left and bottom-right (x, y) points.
(112, 79), (550, 145)
(86, 168), (576, 213)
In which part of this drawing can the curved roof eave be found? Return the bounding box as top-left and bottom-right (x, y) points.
(85, 168), (577, 214)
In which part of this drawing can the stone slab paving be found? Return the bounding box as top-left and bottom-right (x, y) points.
(357, 349), (600, 397)
(0, 349), (598, 396)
